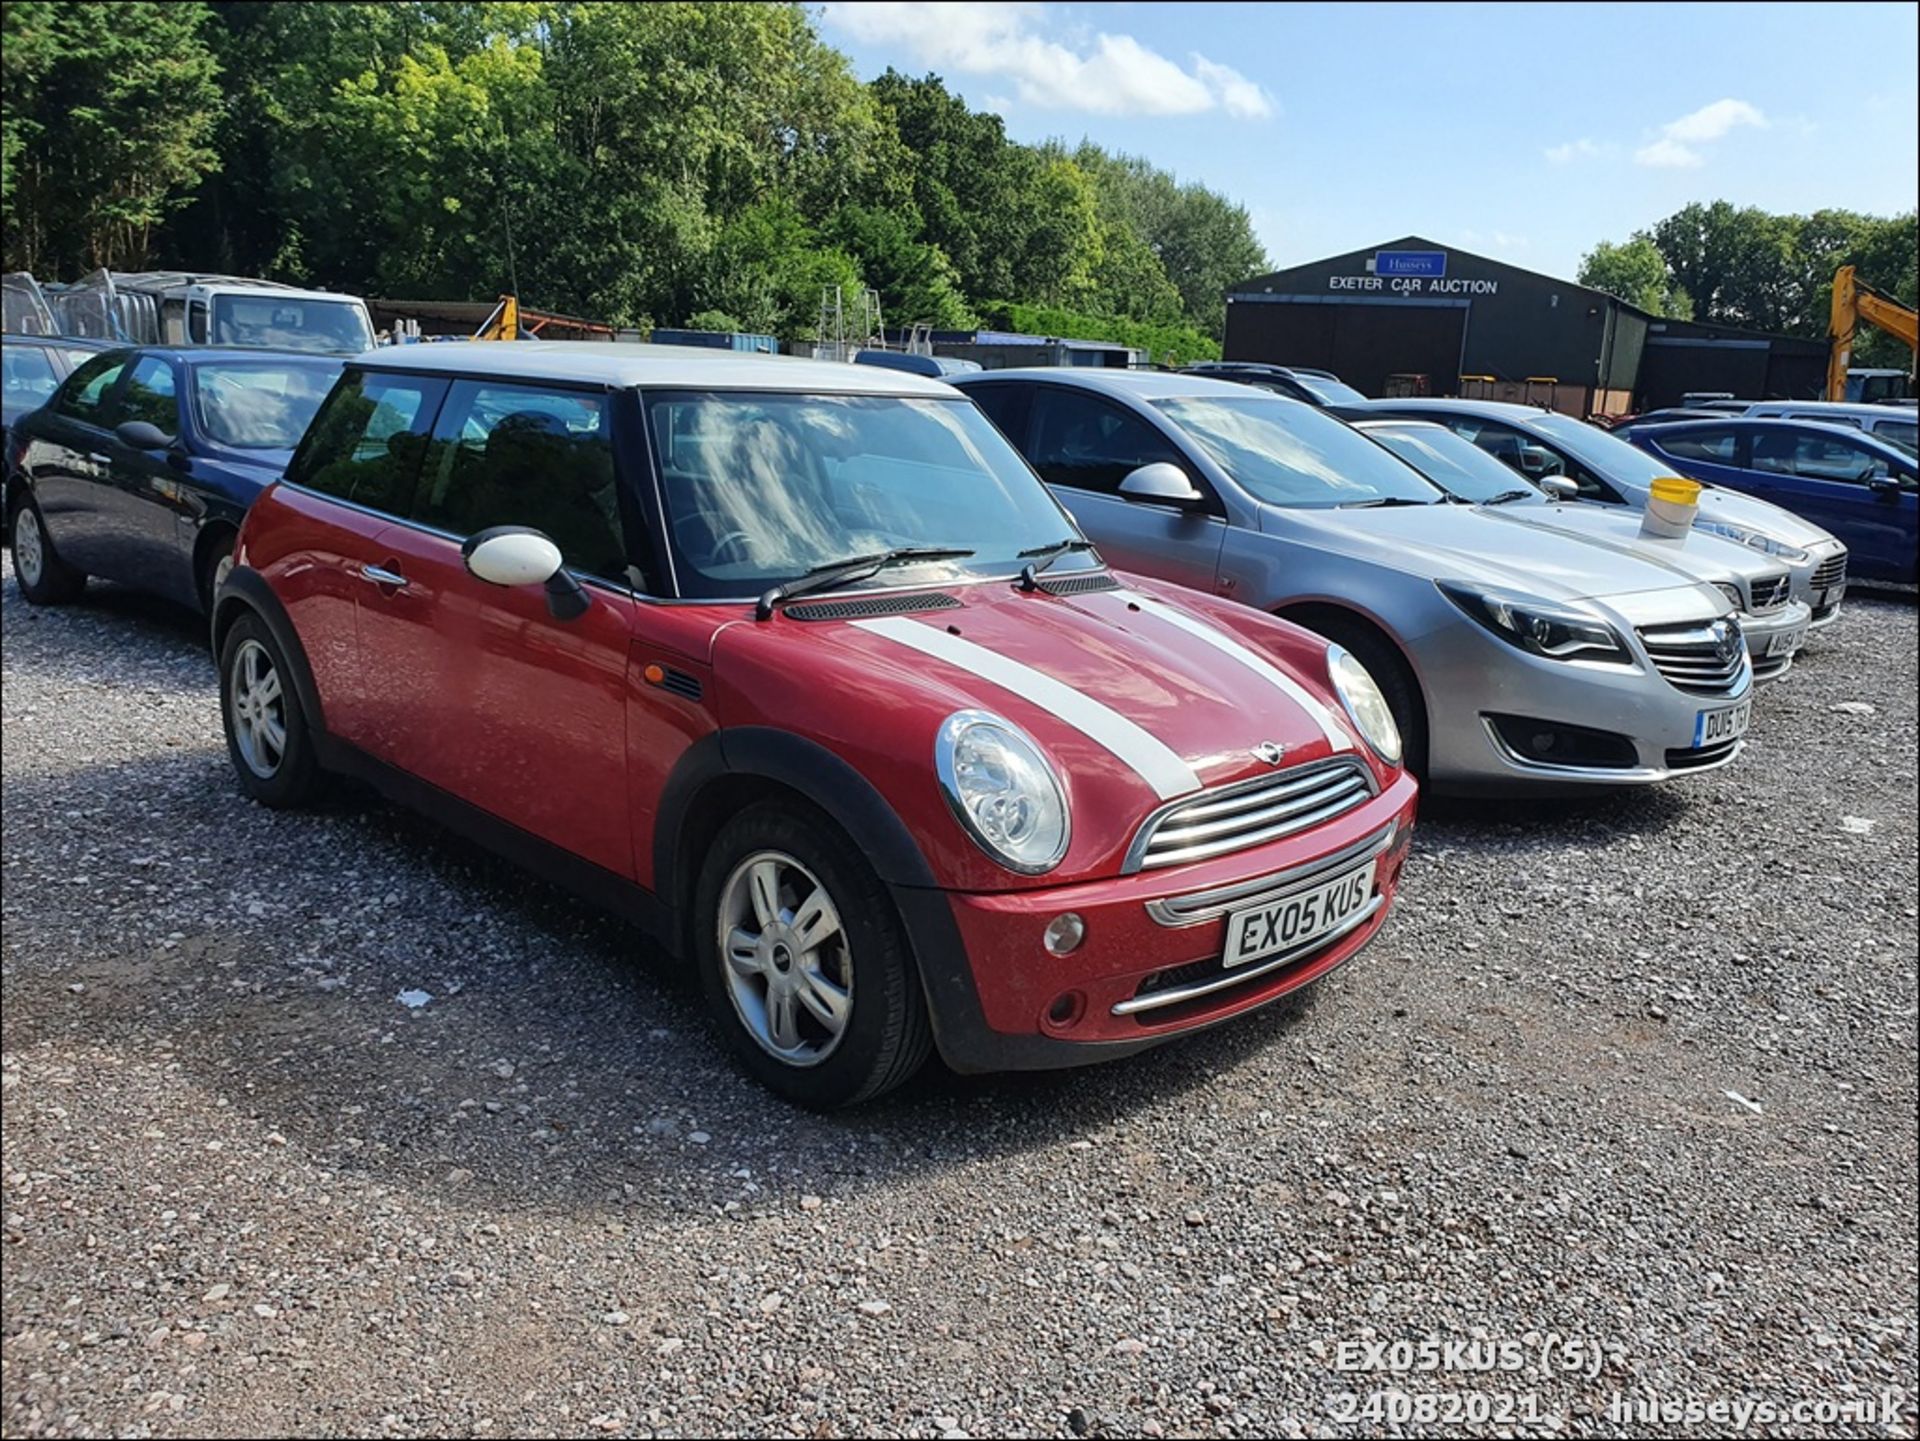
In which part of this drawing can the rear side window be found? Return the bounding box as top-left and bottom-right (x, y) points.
(118, 357), (180, 432)
(1750, 430), (1889, 484)
(412, 380), (628, 583)
(286, 369), (447, 515)
(53, 354), (126, 424)
(963, 383), (1031, 447)
(1652, 426), (1739, 463)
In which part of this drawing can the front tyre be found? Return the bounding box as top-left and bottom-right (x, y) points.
(219, 613), (324, 808)
(695, 801), (931, 1108)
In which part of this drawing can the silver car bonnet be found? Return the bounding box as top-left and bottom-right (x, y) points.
(1473, 502), (1791, 588)
(1690, 485), (1841, 551)
(1258, 500), (1723, 613)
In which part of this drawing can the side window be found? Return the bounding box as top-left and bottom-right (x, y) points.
(1027, 388), (1188, 495)
(413, 380), (628, 583)
(52, 354), (127, 424)
(118, 357), (180, 433)
(1653, 426), (1739, 463)
(187, 302), (208, 344)
(286, 370), (447, 515)
(1, 345), (62, 410)
(1754, 431), (1882, 485)
(964, 384), (1031, 448)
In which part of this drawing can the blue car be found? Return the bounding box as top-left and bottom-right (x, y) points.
(5, 346), (342, 612)
(1624, 418), (1917, 584)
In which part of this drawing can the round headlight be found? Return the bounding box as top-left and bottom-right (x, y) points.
(1327, 645), (1403, 767)
(935, 711), (1070, 874)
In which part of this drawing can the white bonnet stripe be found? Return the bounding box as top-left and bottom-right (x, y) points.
(853, 616), (1201, 800)
(1122, 593), (1354, 751)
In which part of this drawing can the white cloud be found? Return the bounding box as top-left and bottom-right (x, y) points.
(1634, 98), (1767, 168)
(818, 3), (1275, 119)
(1543, 137), (1608, 165)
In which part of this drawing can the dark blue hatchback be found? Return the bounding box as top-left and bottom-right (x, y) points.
(1622, 418), (1917, 584)
(5, 346), (342, 612)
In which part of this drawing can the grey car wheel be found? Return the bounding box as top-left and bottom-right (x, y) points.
(229, 637), (289, 779)
(716, 849), (854, 1066)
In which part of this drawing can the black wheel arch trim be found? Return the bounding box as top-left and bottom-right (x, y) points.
(211, 565), (327, 734)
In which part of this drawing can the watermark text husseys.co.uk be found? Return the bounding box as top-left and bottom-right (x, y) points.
(1607, 1390), (1910, 1431)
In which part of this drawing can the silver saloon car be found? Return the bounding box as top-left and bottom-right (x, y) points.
(1354, 419), (1812, 682)
(1337, 398), (1850, 629)
(955, 371), (1755, 795)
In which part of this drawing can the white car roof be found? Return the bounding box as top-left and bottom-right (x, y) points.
(357, 340), (959, 397)
(950, 367), (1291, 403)
(1745, 400), (1910, 422)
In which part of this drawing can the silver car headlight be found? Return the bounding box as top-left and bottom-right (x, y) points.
(935, 711), (1069, 874)
(1326, 645), (1402, 767)
(1438, 581), (1631, 664)
(1693, 519), (1810, 565)
(1712, 581), (1745, 612)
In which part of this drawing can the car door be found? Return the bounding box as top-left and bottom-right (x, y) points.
(270, 367), (449, 745)
(22, 352), (131, 576)
(1635, 423), (1752, 495)
(94, 354), (201, 606)
(351, 377), (642, 879)
(1746, 426), (1917, 580)
(1021, 385), (1228, 592)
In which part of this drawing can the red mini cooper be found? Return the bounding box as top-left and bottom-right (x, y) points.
(215, 343), (1418, 1106)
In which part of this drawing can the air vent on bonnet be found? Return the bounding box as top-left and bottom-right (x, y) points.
(784, 592), (962, 622)
(1038, 572), (1120, 596)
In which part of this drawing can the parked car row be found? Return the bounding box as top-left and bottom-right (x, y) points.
(0, 336), (1897, 1108)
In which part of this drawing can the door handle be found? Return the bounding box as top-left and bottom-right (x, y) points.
(360, 563), (408, 588)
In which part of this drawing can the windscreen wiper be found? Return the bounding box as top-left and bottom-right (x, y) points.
(1479, 489), (1536, 506)
(755, 547), (976, 620)
(1338, 496), (1435, 508)
(1016, 537), (1098, 590)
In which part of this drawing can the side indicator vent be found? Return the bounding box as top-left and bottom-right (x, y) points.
(642, 662), (704, 702)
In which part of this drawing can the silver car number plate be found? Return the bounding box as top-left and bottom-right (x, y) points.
(1767, 625), (1807, 658)
(1223, 860), (1376, 970)
(1694, 699), (1751, 747)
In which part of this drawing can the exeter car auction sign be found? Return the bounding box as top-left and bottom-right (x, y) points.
(1326, 251), (1501, 296)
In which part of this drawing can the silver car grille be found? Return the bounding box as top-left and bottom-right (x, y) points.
(1747, 573), (1791, 612)
(1812, 553), (1848, 591)
(1637, 619), (1749, 697)
(1126, 757), (1376, 872)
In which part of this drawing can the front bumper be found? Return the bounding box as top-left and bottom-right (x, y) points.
(1422, 620), (1752, 793)
(1740, 600), (1813, 681)
(900, 771), (1418, 1073)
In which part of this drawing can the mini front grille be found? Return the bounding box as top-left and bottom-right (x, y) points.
(1038, 572), (1120, 596)
(784, 591), (961, 622)
(1747, 573), (1791, 611)
(1812, 553), (1848, 590)
(1637, 620), (1748, 698)
(1126, 757), (1376, 872)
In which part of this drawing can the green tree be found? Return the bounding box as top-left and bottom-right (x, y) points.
(828, 204), (973, 330)
(1576, 236), (1693, 318)
(3, 1), (222, 272)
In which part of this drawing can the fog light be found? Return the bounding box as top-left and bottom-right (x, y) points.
(1043, 912), (1085, 955)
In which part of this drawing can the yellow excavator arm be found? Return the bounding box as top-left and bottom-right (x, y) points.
(1828, 265), (1919, 401)
(473, 294), (521, 341)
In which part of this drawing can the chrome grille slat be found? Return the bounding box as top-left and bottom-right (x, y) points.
(1747, 573), (1791, 612)
(1812, 553), (1848, 590)
(1637, 619), (1747, 698)
(1127, 757), (1376, 872)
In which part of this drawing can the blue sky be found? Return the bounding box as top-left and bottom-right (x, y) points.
(815, 2), (1919, 281)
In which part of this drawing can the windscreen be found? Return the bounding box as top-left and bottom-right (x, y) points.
(1290, 373), (1368, 405)
(1155, 394), (1443, 507)
(1530, 412), (1690, 486)
(211, 295), (375, 354)
(193, 360), (341, 449)
(647, 391), (1093, 599)
(1365, 424), (1541, 503)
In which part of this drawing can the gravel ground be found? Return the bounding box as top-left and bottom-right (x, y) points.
(2, 555), (1915, 1440)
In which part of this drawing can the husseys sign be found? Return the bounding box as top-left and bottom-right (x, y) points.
(1327, 250), (1500, 296)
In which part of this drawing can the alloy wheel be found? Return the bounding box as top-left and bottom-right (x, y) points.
(716, 850), (853, 1066)
(229, 638), (287, 778)
(14, 508), (44, 588)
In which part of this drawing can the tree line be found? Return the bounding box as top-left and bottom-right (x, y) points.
(1, 1), (1267, 360)
(1578, 201), (1918, 367)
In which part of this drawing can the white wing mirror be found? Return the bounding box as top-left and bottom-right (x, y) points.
(460, 527), (590, 620)
(1118, 462), (1204, 509)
